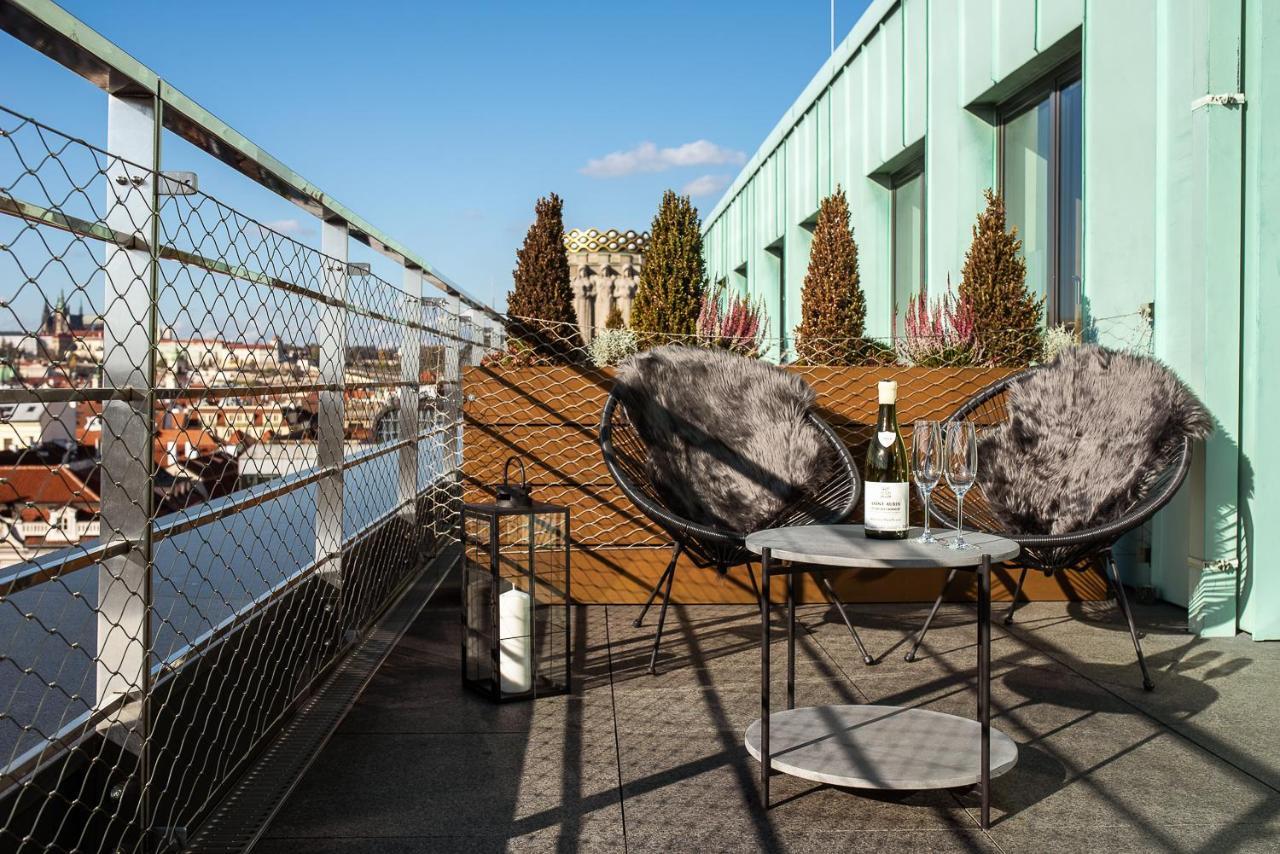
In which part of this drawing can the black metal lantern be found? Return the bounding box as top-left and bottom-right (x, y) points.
(461, 499), (571, 701)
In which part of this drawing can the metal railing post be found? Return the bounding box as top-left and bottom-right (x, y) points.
(97, 86), (161, 835)
(399, 266), (421, 525)
(441, 296), (464, 538)
(317, 221), (348, 588)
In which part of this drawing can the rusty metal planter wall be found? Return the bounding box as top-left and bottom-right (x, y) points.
(462, 364), (1107, 605)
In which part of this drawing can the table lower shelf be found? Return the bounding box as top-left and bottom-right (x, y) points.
(745, 704), (1018, 790)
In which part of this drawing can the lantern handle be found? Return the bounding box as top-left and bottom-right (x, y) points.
(503, 456), (527, 489)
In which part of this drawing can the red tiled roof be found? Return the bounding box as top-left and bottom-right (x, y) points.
(0, 465), (99, 508)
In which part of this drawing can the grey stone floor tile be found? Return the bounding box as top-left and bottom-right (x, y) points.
(613, 677), (866, 735)
(254, 829), (627, 854)
(263, 732), (623, 840)
(624, 827), (1000, 853)
(614, 729), (976, 832)
(990, 821), (1280, 854)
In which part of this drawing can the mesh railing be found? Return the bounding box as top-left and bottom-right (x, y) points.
(0, 104), (475, 851)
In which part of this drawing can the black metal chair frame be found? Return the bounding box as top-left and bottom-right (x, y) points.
(600, 389), (871, 674)
(905, 371), (1195, 691)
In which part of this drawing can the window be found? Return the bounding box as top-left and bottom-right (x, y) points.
(891, 167), (926, 335)
(765, 242), (785, 360)
(999, 61), (1082, 328)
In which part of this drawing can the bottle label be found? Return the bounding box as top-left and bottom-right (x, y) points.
(876, 431), (896, 448)
(864, 482), (909, 532)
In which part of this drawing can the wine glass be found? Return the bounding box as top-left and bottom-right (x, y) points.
(944, 420), (978, 550)
(912, 420), (942, 544)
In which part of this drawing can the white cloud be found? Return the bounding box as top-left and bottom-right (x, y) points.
(681, 174), (732, 198)
(581, 140), (746, 178)
(262, 217), (315, 237)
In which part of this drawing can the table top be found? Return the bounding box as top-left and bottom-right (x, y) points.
(745, 525), (1019, 568)
(745, 705), (1018, 790)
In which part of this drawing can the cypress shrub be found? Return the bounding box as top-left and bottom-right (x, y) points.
(630, 190), (707, 345)
(506, 193), (582, 358)
(794, 187), (867, 365)
(959, 189), (1043, 366)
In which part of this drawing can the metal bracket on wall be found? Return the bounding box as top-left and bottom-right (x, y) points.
(1191, 92), (1246, 111)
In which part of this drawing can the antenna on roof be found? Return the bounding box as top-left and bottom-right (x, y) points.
(830, 0), (835, 55)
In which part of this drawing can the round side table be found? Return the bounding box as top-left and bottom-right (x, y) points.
(744, 524), (1020, 829)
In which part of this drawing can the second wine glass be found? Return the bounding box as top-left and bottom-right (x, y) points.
(912, 420), (942, 544)
(944, 420), (978, 551)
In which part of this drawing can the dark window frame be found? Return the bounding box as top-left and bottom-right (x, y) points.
(997, 57), (1083, 328)
(889, 161), (927, 335)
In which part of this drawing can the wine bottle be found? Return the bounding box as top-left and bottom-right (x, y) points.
(864, 380), (910, 539)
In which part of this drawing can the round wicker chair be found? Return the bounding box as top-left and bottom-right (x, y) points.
(599, 388), (869, 673)
(905, 371), (1195, 691)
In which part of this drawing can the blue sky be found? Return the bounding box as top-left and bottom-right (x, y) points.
(1, 0), (872, 311)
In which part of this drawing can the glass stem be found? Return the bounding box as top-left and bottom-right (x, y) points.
(922, 491), (931, 539)
(956, 493), (965, 543)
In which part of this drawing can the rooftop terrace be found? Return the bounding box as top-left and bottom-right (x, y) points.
(247, 580), (1280, 853)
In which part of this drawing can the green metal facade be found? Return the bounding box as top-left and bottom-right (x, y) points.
(702, 0), (1279, 639)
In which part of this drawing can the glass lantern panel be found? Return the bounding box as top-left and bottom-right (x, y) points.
(463, 511), (496, 689)
(530, 510), (569, 693)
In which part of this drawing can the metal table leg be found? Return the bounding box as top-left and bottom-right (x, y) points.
(760, 547), (771, 808)
(978, 554), (991, 829)
(787, 568), (796, 710)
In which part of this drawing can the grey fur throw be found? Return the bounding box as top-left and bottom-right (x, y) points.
(979, 345), (1211, 535)
(613, 345), (835, 533)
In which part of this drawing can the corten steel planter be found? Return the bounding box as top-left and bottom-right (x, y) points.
(462, 363), (1108, 605)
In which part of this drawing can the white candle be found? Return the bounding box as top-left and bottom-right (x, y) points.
(499, 587), (533, 693)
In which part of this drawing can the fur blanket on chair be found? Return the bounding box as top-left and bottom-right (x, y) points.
(979, 345), (1212, 535)
(613, 345), (835, 534)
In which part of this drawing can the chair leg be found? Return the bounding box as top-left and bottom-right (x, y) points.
(745, 561), (764, 619)
(634, 542), (681, 628)
(1104, 551), (1155, 692)
(647, 551), (679, 675)
(815, 573), (875, 666)
(905, 568), (958, 662)
(1003, 568), (1029, 625)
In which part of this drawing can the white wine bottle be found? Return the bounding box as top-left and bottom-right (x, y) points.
(863, 380), (910, 539)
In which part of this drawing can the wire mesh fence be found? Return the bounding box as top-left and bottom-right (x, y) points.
(0, 103), (472, 851)
(463, 311), (1154, 603)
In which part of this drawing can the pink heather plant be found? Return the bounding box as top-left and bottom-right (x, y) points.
(697, 281), (768, 357)
(896, 282), (982, 367)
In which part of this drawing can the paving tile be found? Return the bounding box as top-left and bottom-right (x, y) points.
(615, 727), (976, 833)
(262, 731), (623, 840)
(625, 828), (1000, 853)
(990, 821), (1280, 854)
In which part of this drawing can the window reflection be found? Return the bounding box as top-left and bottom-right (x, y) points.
(1003, 100), (1052, 306)
(1000, 68), (1083, 328)
(892, 170), (925, 335)
(1058, 80), (1083, 327)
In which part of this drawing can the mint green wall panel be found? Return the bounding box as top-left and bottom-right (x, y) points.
(903, 0), (928, 146)
(927, 0), (996, 294)
(1037, 0), (1084, 49)
(1082, 1), (1157, 327)
(1240, 0), (1280, 639)
(817, 91), (833, 199)
(1149, 1), (1201, 607)
(830, 70), (851, 191)
(860, 29), (887, 173)
(880, 9), (906, 162)
(960, 0), (996, 105)
(795, 110), (818, 218)
(1193, 0), (1244, 630)
(995, 0), (1038, 84)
